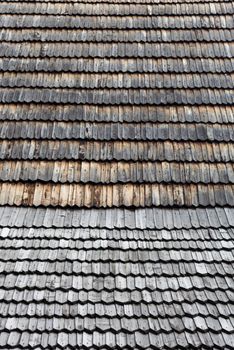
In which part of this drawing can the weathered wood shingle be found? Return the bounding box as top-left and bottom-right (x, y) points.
(0, 0), (233, 348)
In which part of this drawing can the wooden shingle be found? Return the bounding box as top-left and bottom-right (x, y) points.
(0, 0), (233, 348)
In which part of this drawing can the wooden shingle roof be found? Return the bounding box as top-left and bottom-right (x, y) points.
(0, 0), (234, 348)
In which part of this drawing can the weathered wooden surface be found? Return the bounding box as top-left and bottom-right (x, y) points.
(2, 72), (234, 88)
(0, 182), (233, 207)
(0, 206), (233, 229)
(0, 209), (234, 348)
(1, 121), (234, 141)
(0, 104), (233, 122)
(1, 58), (233, 73)
(1, 15), (234, 29)
(0, 88), (233, 104)
(1, 29), (234, 43)
(0, 140), (233, 162)
(0, 2), (233, 15)
(0, 0), (234, 348)
(0, 160), (233, 183)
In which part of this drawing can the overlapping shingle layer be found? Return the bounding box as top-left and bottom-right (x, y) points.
(0, 207), (234, 348)
(0, 0), (233, 348)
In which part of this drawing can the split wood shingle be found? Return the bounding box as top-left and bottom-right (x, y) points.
(0, 0), (233, 348)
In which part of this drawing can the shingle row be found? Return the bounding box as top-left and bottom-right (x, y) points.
(0, 140), (232, 163)
(0, 238), (233, 254)
(1, 121), (233, 141)
(0, 206), (233, 229)
(1, 72), (233, 89)
(1, 15), (233, 29)
(1, 273), (233, 291)
(1, 29), (234, 43)
(0, 182), (233, 207)
(1, 57), (233, 74)
(1, 257), (233, 276)
(0, 315), (233, 335)
(1, 2), (233, 15)
(0, 160), (233, 184)
(1, 297), (233, 316)
(1, 42), (233, 58)
(1, 104), (233, 123)
(1, 252), (233, 270)
(0, 227), (232, 242)
(0, 329), (233, 349)
(1, 88), (234, 105)
(0, 275), (232, 304)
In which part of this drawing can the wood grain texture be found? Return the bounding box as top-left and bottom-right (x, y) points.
(0, 160), (233, 183)
(1, 58), (233, 74)
(1, 42), (234, 57)
(0, 0), (233, 348)
(1, 29), (234, 43)
(0, 104), (233, 123)
(1, 15), (233, 29)
(0, 2), (233, 15)
(0, 206), (233, 228)
(0, 182), (233, 207)
(0, 139), (233, 162)
(2, 72), (234, 89)
(1, 121), (233, 141)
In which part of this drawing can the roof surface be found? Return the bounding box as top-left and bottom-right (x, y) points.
(0, 0), (234, 348)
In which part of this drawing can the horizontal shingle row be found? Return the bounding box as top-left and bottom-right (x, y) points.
(1, 15), (233, 29)
(1, 105), (233, 123)
(0, 315), (233, 332)
(0, 58), (233, 74)
(1, 72), (233, 89)
(0, 182), (233, 207)
(0, 329), (233, 349)
(0, 241), (233, 257)
(1, 296), (234, 315)
(2, 236), (233, 251)
(1, 256), (233, 275)
(0, 206), (233, 229)
(1, 272), (233, 291)
(0, 140), (232, 162)
(1, 276), (233, 300)
(0, 88), (233, 104)
(1, 249), (233, 265)
(1, 42), (233, 58)
(0, 227), (232, 241)
(1, 121), (233, 141)
(0, 2), (233, 15)
(1, 29), (234, 43)
(0, 160), (233, 184)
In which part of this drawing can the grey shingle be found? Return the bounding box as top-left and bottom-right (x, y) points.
(0, 207), (234, 229)
(1, 121), (233, 141)
(1, 41), (234, 58)
(0, 2), (233, 16)
(2, 72), (234, 89)
(1, 14), (233, 29)
(1, 28), (234, 43)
